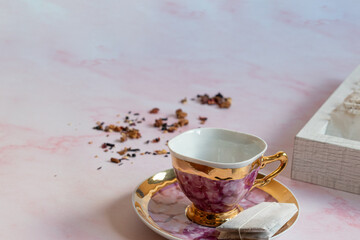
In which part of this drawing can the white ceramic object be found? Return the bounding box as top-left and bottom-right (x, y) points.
(292, 65), (360, 194)
(168, 128), (267, 168)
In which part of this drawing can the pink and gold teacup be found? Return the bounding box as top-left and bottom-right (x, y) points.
(168, 128), (287, 227)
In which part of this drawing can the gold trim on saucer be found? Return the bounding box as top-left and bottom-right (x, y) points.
(186, 203), (243, 227)
(132, 169), (299, 240)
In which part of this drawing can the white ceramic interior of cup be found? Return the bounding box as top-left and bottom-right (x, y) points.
(168, 128), (267, 168)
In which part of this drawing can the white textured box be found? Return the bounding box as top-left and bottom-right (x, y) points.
(292, 65), (360, 194)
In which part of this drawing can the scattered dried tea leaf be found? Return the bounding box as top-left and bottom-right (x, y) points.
(152, 137), (160, 143)
(219, 98), (232, 108)
(197, 93), (232, 108)
(149, 108), (159, 114)
(117, 147), (128, 155)
(128, 148), (140, 152)
(92, 99), (219, 167)
(120, 133), (127, 142)
(199, 116), (208, 124)
(167, 126), (177, 132)
(161, 123), (168, 131)
(93, 122), (105, 130)
(176, 109), (187, 119)
(207, 98), (216, 105)
(127, 128), (141, 139)
(155, 149), (168, 155)
(111, 158), (120, 163)
(154, 118), (163, 128)
(180, 98), (187, 104)
(198, 94), (210, 104)
(106, 143), (115, 149)
(178, 118), (189, 127)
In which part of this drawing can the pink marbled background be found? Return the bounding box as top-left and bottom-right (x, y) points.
(0, 1), (359, 239)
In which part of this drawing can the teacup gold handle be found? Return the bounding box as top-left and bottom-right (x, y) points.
(251, 151), (288, 190)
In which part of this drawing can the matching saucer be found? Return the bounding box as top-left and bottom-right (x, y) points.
(132, 169), (299, 240)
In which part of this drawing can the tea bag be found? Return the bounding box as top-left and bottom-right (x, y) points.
(216, 202), (298, 240)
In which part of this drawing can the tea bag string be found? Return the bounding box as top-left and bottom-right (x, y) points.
(238, 202), (276, 240)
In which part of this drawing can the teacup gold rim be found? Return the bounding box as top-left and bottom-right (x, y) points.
(172, 156), (256, 180)
(168, 128), (268, 169)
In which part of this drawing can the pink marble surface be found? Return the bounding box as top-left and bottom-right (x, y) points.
(0, 1), (360, 239)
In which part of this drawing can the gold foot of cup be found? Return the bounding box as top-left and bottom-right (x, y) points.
(185, 204), (243, 227)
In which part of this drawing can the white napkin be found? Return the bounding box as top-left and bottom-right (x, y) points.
(216, 202), (298, 240)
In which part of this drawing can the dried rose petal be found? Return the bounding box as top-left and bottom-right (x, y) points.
(207, 99), (216, 105)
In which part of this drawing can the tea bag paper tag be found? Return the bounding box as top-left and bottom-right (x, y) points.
(217, 202), (298, 240)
